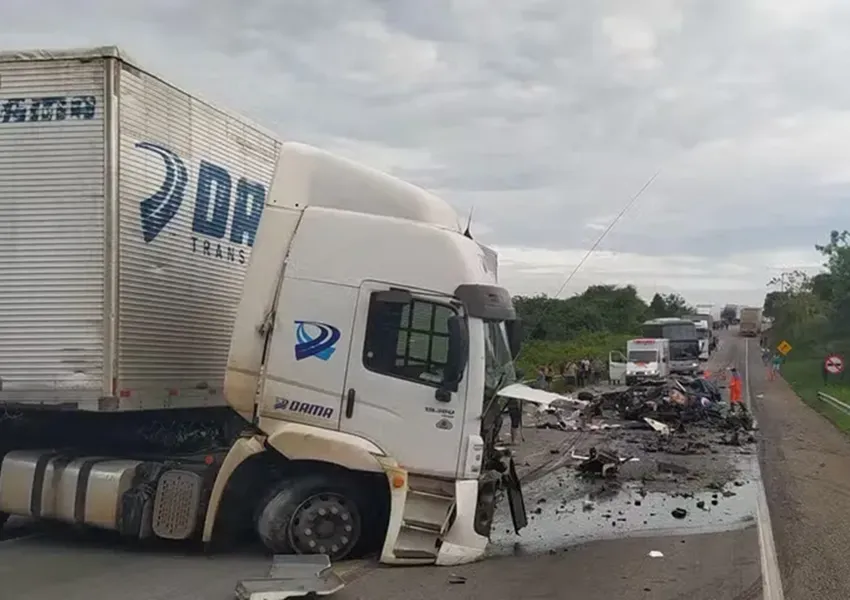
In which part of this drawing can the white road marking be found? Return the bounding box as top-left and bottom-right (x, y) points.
(744, 340), (785, 600)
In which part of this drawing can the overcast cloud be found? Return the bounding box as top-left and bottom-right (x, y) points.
(2, 0), (844, 305)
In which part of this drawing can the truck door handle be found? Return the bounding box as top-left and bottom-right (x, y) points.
(345, 388), (356, 418)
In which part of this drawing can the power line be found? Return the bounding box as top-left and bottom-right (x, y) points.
(514, 169), (661, 360)
(548, 170), (660, 301)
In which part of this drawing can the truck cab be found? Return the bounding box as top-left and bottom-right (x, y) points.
(217, 143), (527, 565)
(625, 338), (671, 385)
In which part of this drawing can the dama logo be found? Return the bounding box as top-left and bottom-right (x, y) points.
(294, 321), (341, 361)
(135, 141), (267, 264)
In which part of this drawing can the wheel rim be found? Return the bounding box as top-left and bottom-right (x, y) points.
(288, 492), (361, 559)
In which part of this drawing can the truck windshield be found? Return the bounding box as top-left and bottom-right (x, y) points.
(484, 321), (516, 391)
(628, 350), (658, 363)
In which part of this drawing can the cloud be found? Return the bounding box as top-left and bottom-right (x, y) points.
(1, 0), (845, 307)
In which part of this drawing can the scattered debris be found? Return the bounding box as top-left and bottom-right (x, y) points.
(671, 508), (688, 519)
(657, 461), (689, 475)
(648, 550), (664, 558)
(448, 575), (467, 584)
(234, 555), (344, 600)
(572, 447), (638, 478)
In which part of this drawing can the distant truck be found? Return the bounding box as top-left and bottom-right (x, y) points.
(721, 304), (739, 326)
(740, 307), (763, 337)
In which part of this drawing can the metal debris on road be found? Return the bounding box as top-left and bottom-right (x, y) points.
(234, 554), (345, 600)
(572, 447), (638, 477)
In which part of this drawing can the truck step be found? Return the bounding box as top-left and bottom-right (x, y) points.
(402, 490), (453, 533)
(392, 547), (438, 561)
(405, 475), (455, 498)
(393, 523), (440, 561)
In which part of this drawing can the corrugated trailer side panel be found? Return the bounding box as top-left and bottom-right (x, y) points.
(0, 56), (108, 407)
(116, 61), (280, 410)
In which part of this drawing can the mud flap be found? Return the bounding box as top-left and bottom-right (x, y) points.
(504, 457), (527, 533)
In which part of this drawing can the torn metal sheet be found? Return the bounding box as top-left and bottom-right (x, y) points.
(497, 383), (585, 408)
(234, 555), (345, 600)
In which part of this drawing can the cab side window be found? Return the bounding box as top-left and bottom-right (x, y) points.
(363, 294), (455, 386)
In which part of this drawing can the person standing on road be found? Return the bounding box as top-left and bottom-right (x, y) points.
(729, 368), (743, 404)
(769, 353), (783, 381)
(535, 366), (547, 390)
(506, 398), (523, 445)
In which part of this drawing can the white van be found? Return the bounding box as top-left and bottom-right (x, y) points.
(625, 338), (671, 384)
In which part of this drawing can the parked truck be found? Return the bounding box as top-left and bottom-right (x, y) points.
(0, 46), (537, 566)
(739, 307), (763, 337)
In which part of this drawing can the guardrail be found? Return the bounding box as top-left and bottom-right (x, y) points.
(816, 391), (850, 416)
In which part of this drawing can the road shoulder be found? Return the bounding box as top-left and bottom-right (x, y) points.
(751, 338), (850, 600)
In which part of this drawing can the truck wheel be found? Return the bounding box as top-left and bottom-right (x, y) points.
(256, 476), (363, 561)
(0, 512), (7, 532)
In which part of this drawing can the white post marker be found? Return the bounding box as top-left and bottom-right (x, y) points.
(825, 354), (844, 375)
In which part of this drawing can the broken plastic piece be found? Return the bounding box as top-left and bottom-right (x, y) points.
(234, 554), (345, 600)
(648, 550), (664, 558)
(644, 417), (671, 436)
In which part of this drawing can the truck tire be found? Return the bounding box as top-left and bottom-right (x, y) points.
(256, 475), (364, 561)
(0, 512), (7, 532)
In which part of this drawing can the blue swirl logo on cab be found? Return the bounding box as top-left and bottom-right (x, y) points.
(294, 321), (341, 361)
(135, 141), (267, 264)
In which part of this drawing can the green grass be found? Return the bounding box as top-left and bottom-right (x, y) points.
(780, 353), (850, 432)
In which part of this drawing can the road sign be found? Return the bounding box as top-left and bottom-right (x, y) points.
(777, 340), (792, 355)
(825, 354), (845, 375)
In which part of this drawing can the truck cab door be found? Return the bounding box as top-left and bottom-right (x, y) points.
(609, 351), (627, 385)
(341, 283), (466, 478)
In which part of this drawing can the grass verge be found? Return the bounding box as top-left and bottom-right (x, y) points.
(780, 354), (850, 432)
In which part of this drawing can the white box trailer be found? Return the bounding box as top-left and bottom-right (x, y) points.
(0, 46), (281, 411)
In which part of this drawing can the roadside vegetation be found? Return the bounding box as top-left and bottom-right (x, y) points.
(764, 230), (850, 431)
(514, 285), (693, 374)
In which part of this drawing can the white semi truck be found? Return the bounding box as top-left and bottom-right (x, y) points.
(0, 46), (535, 566)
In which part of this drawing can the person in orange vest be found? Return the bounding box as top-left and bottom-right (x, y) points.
(729, 368), (743, 404)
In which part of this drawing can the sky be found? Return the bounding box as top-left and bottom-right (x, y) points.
(1, 0), (844, 307)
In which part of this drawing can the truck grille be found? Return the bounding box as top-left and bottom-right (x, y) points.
(151, 470), (202, 540)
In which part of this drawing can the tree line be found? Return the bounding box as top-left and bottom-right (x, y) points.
(515, 285), (693, 342)
(763, 230), (850, 355)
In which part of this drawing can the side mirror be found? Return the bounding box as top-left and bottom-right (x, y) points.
(438, 315), (469, 399)
(506, 318), (523, 359)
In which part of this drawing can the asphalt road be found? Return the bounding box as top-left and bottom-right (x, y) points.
(749, 333), (850, 599)
(5, 330), (845, 600)
(340, 330), (765, 600)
